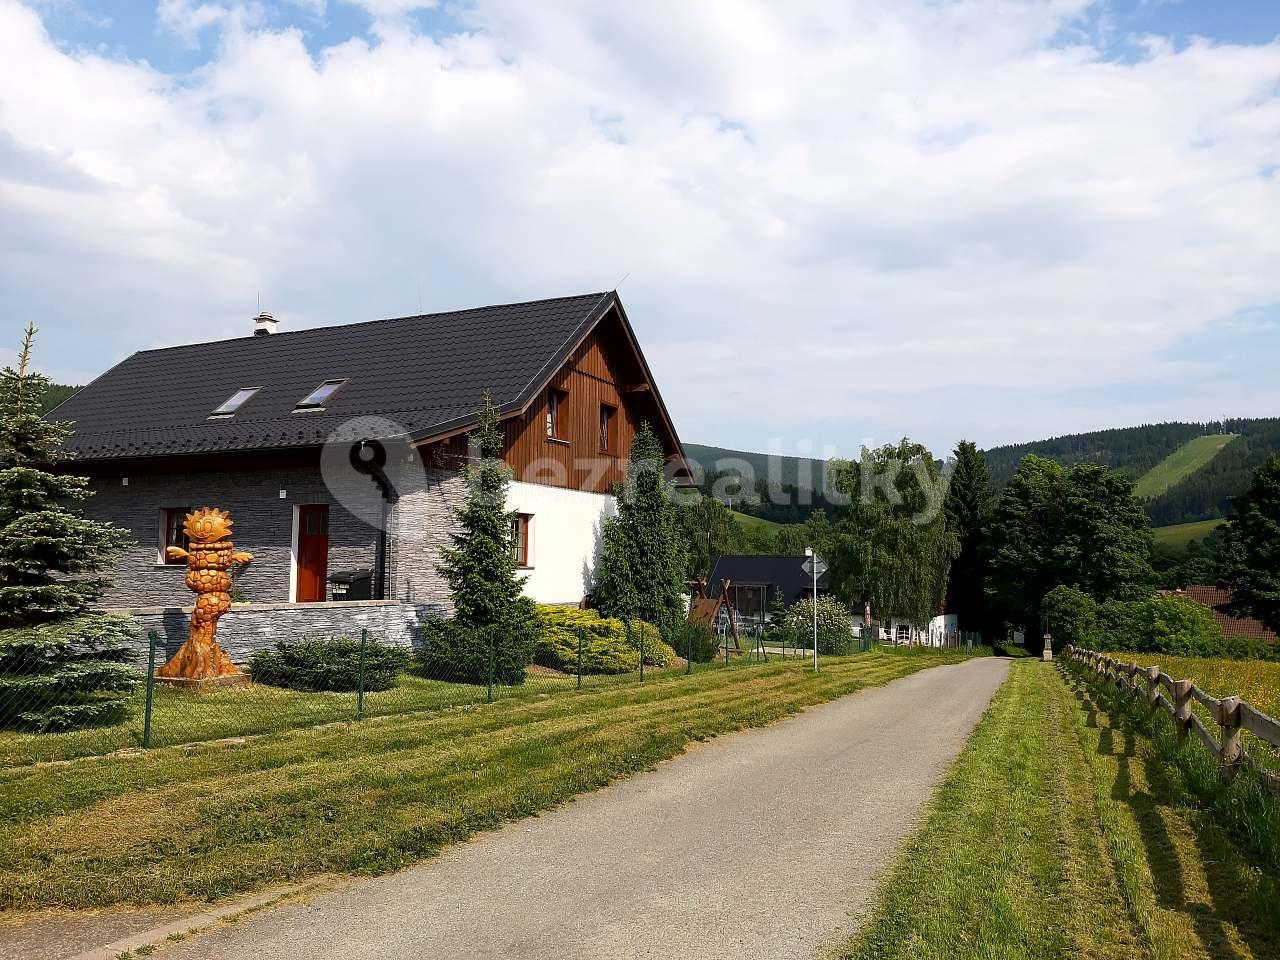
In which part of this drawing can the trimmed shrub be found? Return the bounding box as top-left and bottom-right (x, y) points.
(248, 636), (409, 692)
(417, 613), (539, 686)
(782, 596), (856, 654)
(533, 606), (675, 674)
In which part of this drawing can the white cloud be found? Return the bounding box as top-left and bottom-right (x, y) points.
(156, 0), (233, 46)
(1, 0), (1279, 454)
(341, 0), (438, 17)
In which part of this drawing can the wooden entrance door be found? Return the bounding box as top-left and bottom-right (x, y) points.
(296, 505), (330, 603)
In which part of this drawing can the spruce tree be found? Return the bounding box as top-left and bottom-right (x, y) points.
(1219, 454), (1280, 634)
(421, 394), (535, 685)
(943, 440), (995, 634)
(0, 324), (138, 731)
(592, 423), (688, 645)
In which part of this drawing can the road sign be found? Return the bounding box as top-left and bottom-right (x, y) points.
(801, 555), (827, 578)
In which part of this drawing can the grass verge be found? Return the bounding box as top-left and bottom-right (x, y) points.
(0, 647), (973, 913)
(838, 660), (1280, 960)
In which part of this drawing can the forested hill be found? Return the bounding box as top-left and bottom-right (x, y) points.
(39, 384), (78, 416)
(682, 442), (828, 490)
(1145, 418), (1280, 524)
(985, 418), (1280, 525)
(983, 422), (1206, 488)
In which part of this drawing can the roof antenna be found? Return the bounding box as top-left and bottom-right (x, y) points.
(615, 271), (630, 290)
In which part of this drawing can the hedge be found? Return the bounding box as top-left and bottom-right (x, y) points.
(249, 636), (410, 692)
(534, 606), (676, 674)
(1042, 585), (1271, 659)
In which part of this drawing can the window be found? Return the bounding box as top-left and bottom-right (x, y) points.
(599, 403), (618, 453)
(210, 387), (259, 418)
(511, 513), (532, 567)
(295, 379), (348, 410)
(546, 388), (568, 440)
(160, 508), (190, 564)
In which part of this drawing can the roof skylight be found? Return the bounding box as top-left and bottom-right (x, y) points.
(294, 379), (348, 410)
(209, 387), (260, 418)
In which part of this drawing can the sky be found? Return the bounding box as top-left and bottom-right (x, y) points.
(2, 0), (1279, 459)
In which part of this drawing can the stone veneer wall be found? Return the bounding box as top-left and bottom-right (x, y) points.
(107, 599), (445, 666)
(384, 467), (469, 607)
(84, 462), (429, 608)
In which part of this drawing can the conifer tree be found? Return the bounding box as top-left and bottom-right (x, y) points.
(421, 394), (535, 684)
(592, 423), (688, 645)
(0, 324), (138, 731)
(944, 440), (995, 633)
(1219, 454), (1280, 634)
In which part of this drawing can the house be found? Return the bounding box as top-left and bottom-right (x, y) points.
(54, 292), (686, 619)
(877, 613), (958, 647)
(1160, 586), (1278, 647)
(706, 555), (830, 629)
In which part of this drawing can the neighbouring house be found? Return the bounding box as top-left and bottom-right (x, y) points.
(1160, 586), (1278, 647)
(706, 555), (830, 629)
(53, 293), (686, 634)
(875, 613), (958, 647)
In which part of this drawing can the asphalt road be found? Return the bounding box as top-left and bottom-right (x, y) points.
(166, 656), (1010, 960)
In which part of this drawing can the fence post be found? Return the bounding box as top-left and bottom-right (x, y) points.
(636, 621), (644, 684)
(577, 625), (583, 690)
(486, 633), (495, 704)
(1146, 666), (1160, 709)
(356, 628), (368, 719)
(685, 622), (693, 675)
(1219, 696), (1243, 779)
(142, 629), (158, 749)
(1173, 679), (1193, 741)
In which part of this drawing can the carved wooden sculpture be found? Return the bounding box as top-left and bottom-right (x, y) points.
(157, 508), (253, 685)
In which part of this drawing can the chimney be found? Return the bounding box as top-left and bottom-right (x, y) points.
(253, 311), (277, 336)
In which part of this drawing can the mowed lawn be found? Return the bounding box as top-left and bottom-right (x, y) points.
(840, 661), (1280, 960)
(0, 660), (746, 766)
(0, 648), (972, 913)
(1134, 434), (1235, 500)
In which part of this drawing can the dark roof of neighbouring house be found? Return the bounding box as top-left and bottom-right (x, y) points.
(1160, 586), (1278, 643)
(707, 555), (830, 604)
(51, 292), (680, 462)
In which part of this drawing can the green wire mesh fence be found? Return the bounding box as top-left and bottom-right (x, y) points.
(1, 614), (867, 767)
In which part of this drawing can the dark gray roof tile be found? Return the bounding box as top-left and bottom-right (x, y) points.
(54, 292), (614, 461)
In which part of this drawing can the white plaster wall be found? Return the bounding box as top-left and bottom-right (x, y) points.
(507, 481), (617, 605)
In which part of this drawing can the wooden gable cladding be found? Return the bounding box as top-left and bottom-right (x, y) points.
(500, 310), (673, 494)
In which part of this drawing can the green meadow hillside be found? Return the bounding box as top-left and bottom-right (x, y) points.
(985, 418), (1280, 526)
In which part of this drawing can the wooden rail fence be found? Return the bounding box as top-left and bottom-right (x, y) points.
(1064, 645), (1280, 797)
